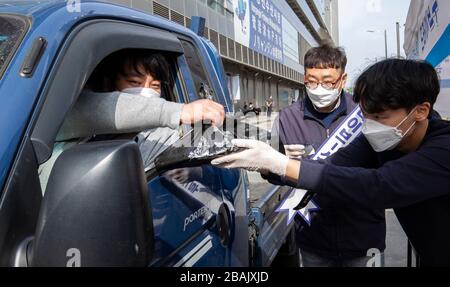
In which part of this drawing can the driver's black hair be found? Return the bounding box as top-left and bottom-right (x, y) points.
(86, 49), (174, 100)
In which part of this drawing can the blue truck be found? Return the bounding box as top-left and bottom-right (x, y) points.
(0, 0), (297, 267)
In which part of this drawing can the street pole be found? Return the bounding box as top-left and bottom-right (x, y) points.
(384, 29), (388, 59)
(367, 29), (389, 59)
(396, 22), (401, 58)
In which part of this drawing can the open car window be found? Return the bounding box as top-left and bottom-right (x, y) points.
(38, 50), (189, 193)
(180, 39), (218, 102)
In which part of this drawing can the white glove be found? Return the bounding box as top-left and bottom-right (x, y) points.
(284, 144), (306, 159)
(211, 139), (290, 177)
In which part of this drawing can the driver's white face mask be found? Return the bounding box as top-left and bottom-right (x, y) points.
(121, 87), (161, 98)
(362, 109), (417, 152)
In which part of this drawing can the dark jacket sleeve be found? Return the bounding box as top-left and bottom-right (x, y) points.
(298, 134), (450, 209)
(326, 135), (378, 168)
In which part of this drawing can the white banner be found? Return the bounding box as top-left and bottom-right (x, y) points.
(233, 0), (250, 47)
(231, 75), (241, 101)
(405, 0), (450, 118)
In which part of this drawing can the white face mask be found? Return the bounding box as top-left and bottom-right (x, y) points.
(121, 87), (161, 98)
(362, 109), (417, 152)
(306, 85), (341, 109)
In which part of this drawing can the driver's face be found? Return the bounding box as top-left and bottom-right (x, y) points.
(115, 63), (161, 93)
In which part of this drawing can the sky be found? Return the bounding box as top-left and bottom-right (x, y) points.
(338, 0), (412, 88)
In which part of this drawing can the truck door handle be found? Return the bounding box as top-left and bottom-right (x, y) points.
(20, 37), (46, 78)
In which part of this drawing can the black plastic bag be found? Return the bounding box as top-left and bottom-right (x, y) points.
(155, 126), (244, 173)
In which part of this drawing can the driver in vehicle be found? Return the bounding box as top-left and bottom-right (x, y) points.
(38, 49), (225, 192)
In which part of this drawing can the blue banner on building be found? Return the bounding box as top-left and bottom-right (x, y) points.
(233, 0), (283, 62)
(249, 0), (283, 62)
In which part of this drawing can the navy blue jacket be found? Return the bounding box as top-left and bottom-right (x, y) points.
(272, 93), (386, 260)
(270, 119), (450, 266)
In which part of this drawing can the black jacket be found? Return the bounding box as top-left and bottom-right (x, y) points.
(278, 119), (450, 266)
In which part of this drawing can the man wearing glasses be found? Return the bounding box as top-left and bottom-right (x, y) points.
(271, 45), (386, 267)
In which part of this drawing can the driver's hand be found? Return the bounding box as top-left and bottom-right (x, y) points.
(180, 99), (225, 127)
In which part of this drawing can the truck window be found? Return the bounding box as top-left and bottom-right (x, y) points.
(0, 15), (28, 79)
(180, 39), (217, 102)
(38, 50), (188, 193)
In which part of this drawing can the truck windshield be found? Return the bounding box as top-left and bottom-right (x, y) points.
(0, 15), (28, 79)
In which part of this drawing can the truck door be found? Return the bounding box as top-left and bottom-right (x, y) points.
(9, 18), (232, 266)
(147, 38), (232, 267)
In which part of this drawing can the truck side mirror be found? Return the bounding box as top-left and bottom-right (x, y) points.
(31, 141), (153, 267)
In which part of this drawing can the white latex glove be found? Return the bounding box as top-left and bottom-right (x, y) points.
(211, 139), (290, 177)
(284, 144), (306, 159)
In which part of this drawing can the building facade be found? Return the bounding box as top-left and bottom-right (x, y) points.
(107, 0), (338, 112)
(404, 0), (450, 119)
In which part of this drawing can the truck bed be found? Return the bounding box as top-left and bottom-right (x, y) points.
(247, 171), (295, 266)
(247, 171), (291, 216)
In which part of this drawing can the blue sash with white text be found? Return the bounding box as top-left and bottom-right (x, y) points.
(276, 106), (364, 226)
